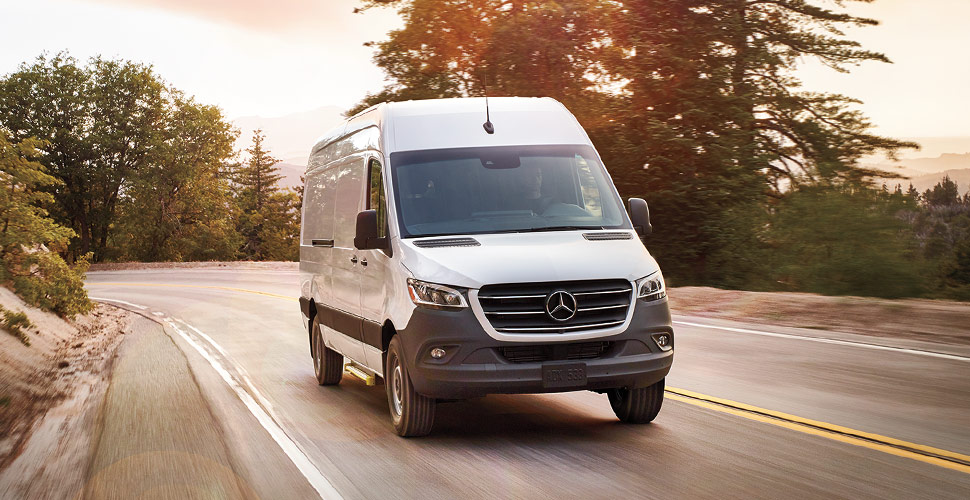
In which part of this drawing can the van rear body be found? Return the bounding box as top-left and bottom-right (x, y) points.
(299, 97), (673, 435)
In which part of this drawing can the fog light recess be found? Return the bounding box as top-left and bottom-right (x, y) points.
(652, 333), (672, 351)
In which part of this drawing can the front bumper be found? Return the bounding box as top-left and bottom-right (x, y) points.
(397, 297), (674, 399)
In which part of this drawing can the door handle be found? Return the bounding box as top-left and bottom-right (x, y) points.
(360, 258), (368, 267)
(350, 255), (358, 264)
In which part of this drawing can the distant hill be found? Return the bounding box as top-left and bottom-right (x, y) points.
(903, 137), (970, 160)
(233, 106), (346, 165)
(869, 153), (970, 175)
(905, 169), (970, 196)
(868, 153), (970, 194)
(276, 162), (305, 190)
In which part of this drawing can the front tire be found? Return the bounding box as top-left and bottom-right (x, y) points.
(312, 315), (343, 385)
(385, 336), (435, 437)
(608, 378), (665, 423)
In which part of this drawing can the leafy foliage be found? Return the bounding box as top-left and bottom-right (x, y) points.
(355, 0), (916, 290)
(0, 131), (91, 317)
(111, 94), (240, 261)
(0, 53), (167, 262)
(0, 305), (34, 346)
(906, 176), (970, 299)
(350, 0), (620, 117)
(766, 185), (924, 298)
(0, 53), (242, 263)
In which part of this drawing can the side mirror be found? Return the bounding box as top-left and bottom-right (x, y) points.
(627, 197), (652, 238)
(354, 210), (389, 250)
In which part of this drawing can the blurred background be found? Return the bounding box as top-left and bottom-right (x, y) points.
(1, 0), (968, 301)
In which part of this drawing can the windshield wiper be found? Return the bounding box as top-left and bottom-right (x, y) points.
(526, 226), (604, 232)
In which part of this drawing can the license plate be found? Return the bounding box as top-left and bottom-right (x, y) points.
(542, 363), (587, 388)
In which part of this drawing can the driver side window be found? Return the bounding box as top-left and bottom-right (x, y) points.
(368, 158), (387, 238)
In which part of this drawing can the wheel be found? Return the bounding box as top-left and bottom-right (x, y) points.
(312, 315), (343, 385)
(385, 336), (435, 437)
(608, 378), (665, 423)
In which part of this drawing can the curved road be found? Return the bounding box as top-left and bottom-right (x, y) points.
(86, 269), (970, 499)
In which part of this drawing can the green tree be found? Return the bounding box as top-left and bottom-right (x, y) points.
(350, 0), (620, 118)
(910, 177), (970, 299)
(355, 0), (914, 290)
(233, 130), (300, 261)
(0, 52), (243, 264)
(607, 0), (916, 284)
(0, 131), (91, 317)
(111, 94), (240, 261)
(767, 185), (924, 298)
(923, 175), (960, 207)
(0, 53), (167, 262)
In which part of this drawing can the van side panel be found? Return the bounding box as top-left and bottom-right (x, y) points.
(325, 155), (367, 363)
(302, 157), (337, 314)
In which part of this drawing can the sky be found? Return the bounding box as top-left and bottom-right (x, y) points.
(0, 0), (967, 150)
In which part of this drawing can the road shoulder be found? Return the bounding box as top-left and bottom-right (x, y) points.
(83, 316), (252, 498)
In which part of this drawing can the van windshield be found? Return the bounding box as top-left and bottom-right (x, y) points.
(389, 145), (630, 238)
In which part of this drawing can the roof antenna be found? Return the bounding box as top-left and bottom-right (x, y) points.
(482, 71), (495, 134)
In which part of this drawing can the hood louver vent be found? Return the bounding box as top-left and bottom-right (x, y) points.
(413, 237), (481, 248)
(583, 232), (633, 241)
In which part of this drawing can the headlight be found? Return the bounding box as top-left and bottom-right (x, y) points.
(636, 272), (666, 301)
(407, 278), (468, 310)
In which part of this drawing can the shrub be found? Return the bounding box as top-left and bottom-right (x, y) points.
(8, 252), (92, 319)
(0, 304), (33, 345)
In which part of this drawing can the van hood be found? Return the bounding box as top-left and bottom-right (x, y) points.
(396, 231), (659, 289)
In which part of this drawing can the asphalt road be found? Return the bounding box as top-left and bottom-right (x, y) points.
(85, 269), (970, 499)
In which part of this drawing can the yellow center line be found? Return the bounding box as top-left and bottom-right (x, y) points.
(665, 389), (970, 475)
(666, 387), (970, 463)
(89, 281), (970, 475)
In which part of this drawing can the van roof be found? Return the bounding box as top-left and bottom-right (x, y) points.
(311, 97), (591, 157)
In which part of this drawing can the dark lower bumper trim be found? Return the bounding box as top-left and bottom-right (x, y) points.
(410, 350), (673, 399)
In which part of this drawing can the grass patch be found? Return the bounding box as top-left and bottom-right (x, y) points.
(0, 304), (33, 346)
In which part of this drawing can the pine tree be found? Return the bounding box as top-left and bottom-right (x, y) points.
(355, 0), (916, 287)
(606, 0), (918, 283)
(232, 130), (299, 260)
(350, 0), (619, 118)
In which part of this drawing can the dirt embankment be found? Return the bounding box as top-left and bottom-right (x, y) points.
(669, 286), (970, 346)
(0, 287), (130, 472)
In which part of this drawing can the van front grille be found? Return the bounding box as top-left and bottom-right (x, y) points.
(477, 279), (633, 334)
(499, 341), (613, 363)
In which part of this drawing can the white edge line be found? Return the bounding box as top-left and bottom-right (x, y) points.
(673, 320), (970, 363)
(89, 297), (148, 310)
(175, 319), (286, 423)
(164, 319), (343, 500)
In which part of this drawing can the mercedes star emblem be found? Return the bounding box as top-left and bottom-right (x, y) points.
(545, 290), (577, 322)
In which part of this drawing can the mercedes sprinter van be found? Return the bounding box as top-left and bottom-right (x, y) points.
(298, 97), (673, 436)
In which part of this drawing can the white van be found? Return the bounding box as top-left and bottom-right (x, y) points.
(299, 97), (673, 436)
